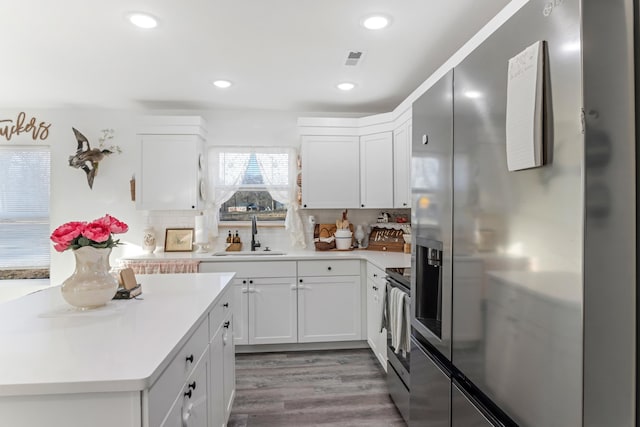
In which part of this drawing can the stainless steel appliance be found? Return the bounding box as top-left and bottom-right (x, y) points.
(385, 267), (411, 424)
(410, 0), (636, 425)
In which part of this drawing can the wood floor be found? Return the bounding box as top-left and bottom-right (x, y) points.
(228, 349), (407, 427)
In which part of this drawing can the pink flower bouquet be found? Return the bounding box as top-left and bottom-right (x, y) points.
(50, 214), (128, 252)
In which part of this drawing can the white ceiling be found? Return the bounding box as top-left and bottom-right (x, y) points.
(2, 0), (510, 114)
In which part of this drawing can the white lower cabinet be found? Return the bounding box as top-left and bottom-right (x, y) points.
(200, 261), (298, 346)
(161, 352), (208, 427)
(249, 278), (298, 344)
(208, 290), (235, 427)
(209, 324), (225, 427)
(297, 275), (362, 342)
(232, 277), (298, 345)
(149, 286), (235, 427)
(366, 263), (387, 370)
(297, 260), (362, 343)
(222, 315), (235, 416)
(232, 280), (249, 345)
(201, 259), (367, 346)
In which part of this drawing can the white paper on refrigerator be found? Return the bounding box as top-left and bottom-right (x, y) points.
(505, 40), (545, 171)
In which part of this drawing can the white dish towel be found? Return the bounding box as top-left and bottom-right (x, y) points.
(388, 287), (409, 356)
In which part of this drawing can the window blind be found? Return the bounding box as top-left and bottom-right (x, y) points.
(0, 147), (50, 269)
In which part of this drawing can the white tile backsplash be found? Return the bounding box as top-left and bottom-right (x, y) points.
(144, 208), (410, 253)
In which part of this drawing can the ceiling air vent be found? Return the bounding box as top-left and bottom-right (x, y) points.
(345, 51), (363, 66)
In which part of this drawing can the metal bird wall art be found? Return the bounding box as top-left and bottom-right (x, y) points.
(68, 127), (121, 189)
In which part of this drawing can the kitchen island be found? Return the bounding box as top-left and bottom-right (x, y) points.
(0, 272), (236, 427)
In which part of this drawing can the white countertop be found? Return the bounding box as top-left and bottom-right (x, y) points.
(121, 249), (412, 271)
(0, 272), (234, 397)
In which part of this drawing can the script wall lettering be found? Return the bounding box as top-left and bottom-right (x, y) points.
(0, 112), (51, 141)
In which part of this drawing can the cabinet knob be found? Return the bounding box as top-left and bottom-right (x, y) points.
(184, 390), (192, 399)
(188, 381), (197, 390)
(224, 321), (230, 329)
(361, 204), (365, 207)
(327, 266), (332, 271)
(403, 203), (407, 206)
(242, 280), (247, 284)
(299, 279), (303, 283)
(191, 205), (195, 209)
(249, 279), (253, 284)
(185, 354), (194, 364)
(223, 302), (229, 308)
(373, 273), (378, 277)
(373, 286), (378, 291)
(303, 204), (307, 208)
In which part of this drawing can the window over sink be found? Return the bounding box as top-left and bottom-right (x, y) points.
(209, 148), (295, 223)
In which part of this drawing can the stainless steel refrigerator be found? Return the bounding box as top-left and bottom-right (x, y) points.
(409, 0), (636, 425)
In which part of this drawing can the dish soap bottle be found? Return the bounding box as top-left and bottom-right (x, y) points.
(233, 231), (241, 243)
(226, 230), (232, 244)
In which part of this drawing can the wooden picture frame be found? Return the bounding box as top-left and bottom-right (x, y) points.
(164, 228), (194, 252)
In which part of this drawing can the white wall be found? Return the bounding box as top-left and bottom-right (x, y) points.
(0, 108), (316, 283)
(0, 109), (144, 284)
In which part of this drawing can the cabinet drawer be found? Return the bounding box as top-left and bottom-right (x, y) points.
(366, 263), (386, 285)
(149, 320), (208, 427)
(199, 261), (296, 278)
(298, 260), (360, 277)
(209, 288), (232, 340)
(159, 351), (208, 427)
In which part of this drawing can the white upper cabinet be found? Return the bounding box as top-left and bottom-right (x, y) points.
(298, 112), (412, 210)
(393, 118), (412, 208)
(301, 135), (360, 209)
(136, 116), (207, 211)
(360, 132), (393, 208)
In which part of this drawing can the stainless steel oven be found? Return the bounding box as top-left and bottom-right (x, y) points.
(385, 268), (411, 424)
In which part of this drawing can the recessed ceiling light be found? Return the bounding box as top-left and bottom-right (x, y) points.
(337, 82), (356, 91)
(362, 15), (391, 30)
(213, 80), (232, 89)
(128, 12), (158, 29)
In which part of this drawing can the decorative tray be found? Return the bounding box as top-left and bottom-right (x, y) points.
(313, 223), (355, 251)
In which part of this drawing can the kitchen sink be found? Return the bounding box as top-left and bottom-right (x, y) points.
(212, 250), (286, 256)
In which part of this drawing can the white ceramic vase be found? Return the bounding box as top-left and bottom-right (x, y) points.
(61, 246), (119, 310)
(143, 226), (156, 253)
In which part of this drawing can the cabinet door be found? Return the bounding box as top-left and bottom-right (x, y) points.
(159, 394), (183, 427)
(232, 280), (249, 345)
(366, 278), (379, 355)
(366, 264), (388, 370)
(181, 355), (208, 427)
(297, 275), (362, 343)
(249, 278), (298, 344)
(138, 134), (204, 211)
(393, 119), (411, 208)
(222, 313), (236, 418)
(375, 285), (388, 370)
(301, 136), (359, 208)
(360, 132), (393, 208)
(209, 326), (225, 427)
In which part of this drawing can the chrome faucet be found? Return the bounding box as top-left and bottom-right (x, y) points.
(251, 215), (261, 251)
